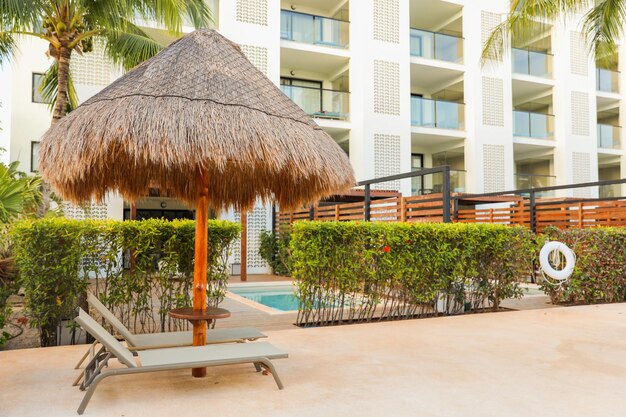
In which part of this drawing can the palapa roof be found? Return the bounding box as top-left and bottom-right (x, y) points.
(39, 29), (355, 210)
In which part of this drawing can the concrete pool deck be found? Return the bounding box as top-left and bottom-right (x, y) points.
(1, 303), (625, 417)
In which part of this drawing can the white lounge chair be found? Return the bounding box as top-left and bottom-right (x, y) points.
(74, 308), (287, 415)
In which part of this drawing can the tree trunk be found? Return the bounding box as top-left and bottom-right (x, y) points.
(52, 47), (72, 125)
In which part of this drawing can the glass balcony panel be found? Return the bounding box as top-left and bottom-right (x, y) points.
(515, 174), (556, 197)
(597, 124), (621, 148)
(411, 97), (464, 130)
(280, 85), (350, 120)
(597, 68), (619, 93)
(512, 48), (552, 78)
(513, 111), (553, 139)
(280, 10), (348, 48)
(600, 184), (622, 198)
(513, 111), (530, 137)
(414, 170), (466, 195)
(410, 29), (462, 63)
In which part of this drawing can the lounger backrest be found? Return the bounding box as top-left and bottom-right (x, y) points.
(76, 308), (137, 368)
(87, 293), (137, 346)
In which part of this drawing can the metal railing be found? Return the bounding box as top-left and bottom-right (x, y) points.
(597, 124), (621, 148)
(411, 96), (465, 130)
(280, 10), (349, 48)
(280, 84), (350, 120)
(410, 28), (463, 63)
(512, 48), (552, 78)
(513, 110), (554, 139)
(597, 68), (620, 93)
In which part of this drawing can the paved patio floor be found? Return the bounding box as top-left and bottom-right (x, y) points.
(1, 303), (625, 417)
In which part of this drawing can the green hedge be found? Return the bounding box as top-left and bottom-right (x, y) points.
(291, 221), (535, 326)
(12, 218), (240, 347)
(540, 227), (626, 304)
(259, 230), (291, 276)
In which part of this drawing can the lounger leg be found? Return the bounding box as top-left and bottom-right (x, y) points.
(259, 358), (284, 390)
(253, 362), (262, 372)
(74, 341), (98, 369)
(77, 371), (109, 415)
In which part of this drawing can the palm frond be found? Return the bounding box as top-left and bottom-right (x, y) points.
(39, 61), (79, 113)
(104, 26), (164, 71)
(583, 0), (626, 61)
(482, 0), (590, 64)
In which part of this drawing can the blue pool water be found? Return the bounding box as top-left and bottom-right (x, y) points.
(229, 285), (299, 312)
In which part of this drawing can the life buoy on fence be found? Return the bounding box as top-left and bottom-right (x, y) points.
(539, 241), (575, 281)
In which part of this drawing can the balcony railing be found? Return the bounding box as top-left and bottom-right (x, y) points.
(597, 124), (621, 149)
(280, 84), (350, 120)
(412, 169), (466, 195)
(515, 174), (556, 197)
(512, 48), (552, 78)
(597, 68), (619, 93)
(513, 110), (554, 139)
(410, 28), (463, 64)
(280, 10), (349, 48)
(411, 96), (465, 130)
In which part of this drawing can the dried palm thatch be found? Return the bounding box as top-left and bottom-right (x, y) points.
(39, 29), (355, 210)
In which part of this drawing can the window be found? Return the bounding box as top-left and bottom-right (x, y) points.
(31, 142), (40, 172)
(280, 77), (323, 115)
(411, 153), (424, 195)
(32, 73), (47, 104)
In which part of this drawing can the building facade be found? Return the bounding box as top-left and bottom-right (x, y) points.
(1, 0), (625, 273)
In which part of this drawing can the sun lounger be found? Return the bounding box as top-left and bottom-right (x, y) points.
(74, 308), (287, 415)
(75, 293), (266, 368)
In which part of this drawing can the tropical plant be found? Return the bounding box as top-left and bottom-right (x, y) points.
(483, 0), (625, 63)
(0, 0), (213, 123)
(0, 160), (43, 223)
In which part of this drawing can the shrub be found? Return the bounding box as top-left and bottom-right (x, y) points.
(12, 218), (240, 346)
(259, 230), (291, 276)
(539, 227), (626, 304)
(291, 221), (535, 326)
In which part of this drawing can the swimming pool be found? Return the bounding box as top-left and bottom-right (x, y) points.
(228, 284), (299, 312)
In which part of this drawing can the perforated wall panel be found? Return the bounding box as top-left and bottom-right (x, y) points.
(481, 11), (501, 61)
(374, 60), (400, 116)
(70, 39), (110, 86)
(572, 152), (591, 197)
(482, 77), (504, 126)
(373, 134), (401, 191)
(373, 0), (399, 44)
(570, 31), (588, 76)
(483, 144), (505, 193)
(232, 206), (269, 269)
(236, 0), (268, 26)
(240, 45), (268, 75)
(63, 202), (108, 220)
(571, 91), (590, 136)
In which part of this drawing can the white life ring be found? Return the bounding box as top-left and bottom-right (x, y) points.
(539, 241), (575, 281)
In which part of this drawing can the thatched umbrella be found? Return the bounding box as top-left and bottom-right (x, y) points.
(39, 29), (354, 374)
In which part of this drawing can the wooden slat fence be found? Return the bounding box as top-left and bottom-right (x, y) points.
(275, 195), (626, 233)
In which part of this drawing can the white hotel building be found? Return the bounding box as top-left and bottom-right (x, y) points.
(0, 0), (625, 273)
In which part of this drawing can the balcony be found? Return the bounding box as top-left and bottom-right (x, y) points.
(280, 84), (349, 120)
(597, 124), (621, 149)
(411, 97), (464, 130)
(600, 184), (622, 198)
(512, 48), (552, 78)
(513, 111), (554, 139)
(597, 68), (619, 93)
(413, 169), (466, 195)
(515, 173), (556, 197)
(410, 28), (463, 64)
(280, 10), (349, 49)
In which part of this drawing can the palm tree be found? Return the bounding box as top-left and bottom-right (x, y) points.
(483, 0), (625, 64)
(0, 0), (212, 123)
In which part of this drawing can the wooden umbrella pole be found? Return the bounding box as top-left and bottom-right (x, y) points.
(241, 209), (247, 282)
(192, 171), (209, 378)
